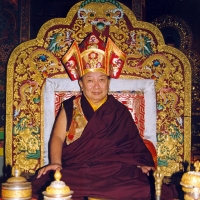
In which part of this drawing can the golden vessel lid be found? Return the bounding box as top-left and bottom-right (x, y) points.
(181, 161), (200, 188)
(2, 165), (31, 190)
(43, 170), (73, 197)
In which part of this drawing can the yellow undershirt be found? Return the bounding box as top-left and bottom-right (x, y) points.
(86, 96), (107, 111)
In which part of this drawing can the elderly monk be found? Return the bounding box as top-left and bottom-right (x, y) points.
(31, 33), (155, 200)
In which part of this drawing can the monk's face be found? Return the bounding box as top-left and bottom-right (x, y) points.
(79, 72), (110, 105)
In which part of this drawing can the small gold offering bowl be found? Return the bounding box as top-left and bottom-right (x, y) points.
(42, 170), (73, 200)
(181, 161), (200, 199)
(1, 166), (32, 200)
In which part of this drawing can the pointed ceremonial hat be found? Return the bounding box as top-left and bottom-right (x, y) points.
(62, 33), (126, 80)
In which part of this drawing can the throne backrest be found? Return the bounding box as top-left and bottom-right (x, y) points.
(43, 78), (156, 165)
(6, 0), (191, 176)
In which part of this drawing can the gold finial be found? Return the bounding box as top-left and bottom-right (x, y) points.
(194, 160), (200, 172)
(153, 167), (165, 197)
(54, 170), (62, 181)
(12, 165), (21, 177)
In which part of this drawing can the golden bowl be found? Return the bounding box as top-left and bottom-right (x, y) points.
(1, 166), (31, 200)
(42, 170), (73, 200)
(181, 171), (200, 199)
(2, 181), (32, 200)
(181, 171), (200, 188)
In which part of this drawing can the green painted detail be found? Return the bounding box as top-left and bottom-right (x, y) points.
(97, 22), (105, 30)
(0, 130), (4, 139)
(26, 150), (40, 159)
(158, 158), (168, 166)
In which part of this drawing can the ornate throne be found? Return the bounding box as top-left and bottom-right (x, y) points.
(5, 0), (191, 197)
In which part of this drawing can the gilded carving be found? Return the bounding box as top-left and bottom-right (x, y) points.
(1, 189), (32, 198)
(153, 168), (165, 197)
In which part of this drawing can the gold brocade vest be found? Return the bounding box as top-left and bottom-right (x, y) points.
(66, 96), (88, 145)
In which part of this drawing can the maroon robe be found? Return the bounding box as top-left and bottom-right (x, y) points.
(31, 95), (154, 200)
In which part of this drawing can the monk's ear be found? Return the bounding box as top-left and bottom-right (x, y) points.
(78, 79), (83, 89)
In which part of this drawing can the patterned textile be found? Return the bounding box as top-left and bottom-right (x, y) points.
(55, 91), (145, 137)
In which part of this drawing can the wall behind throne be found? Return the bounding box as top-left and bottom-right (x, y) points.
(0, 0), (200, 177)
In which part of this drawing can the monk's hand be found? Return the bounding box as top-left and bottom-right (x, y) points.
(37, 163), (62, 179)
(137, 166), (154, 176)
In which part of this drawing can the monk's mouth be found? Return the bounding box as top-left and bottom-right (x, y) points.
(92, 92), (101, 95)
